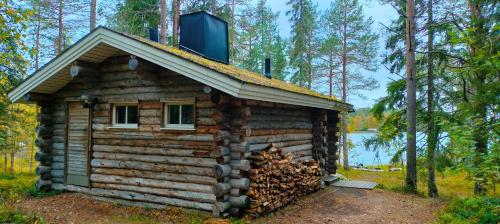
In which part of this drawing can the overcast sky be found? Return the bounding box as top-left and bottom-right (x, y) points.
(266, 0), (397, 109)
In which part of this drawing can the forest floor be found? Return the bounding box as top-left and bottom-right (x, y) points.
(16, 186), (444, 224)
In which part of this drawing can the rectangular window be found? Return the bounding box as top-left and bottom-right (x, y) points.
(164, 102), (195, 130)
(113, 104), (138, 128)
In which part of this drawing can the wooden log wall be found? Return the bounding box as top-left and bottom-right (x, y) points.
(42, 57), (224, 211)
(312, 109), (329, 175)
(326, 110), (340, 174)
(29, 55), (343, 215)
(226, 98), (251, 216)
(211, 93), (234, 217)
(34, 103), (54, 190)
(246, 100), (314, 161)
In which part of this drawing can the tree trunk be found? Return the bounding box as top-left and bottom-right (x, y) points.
(35, 5), (41, 70)
(19, 150), (22, 174)
(426, 0), (438, 198)
(3, 154), (7, 173)
(159, 0), (167, 44)
(29, 141), (34, 173)
(211, 0), (217, 15)
(230, 0), (235, 62)
(172, 0), (180, 46)
(57, 0), (63, 54)
(405, 0), (417, 193)
(90, 0), (97, 31)
(341, 9), (349, 170)
(329, 53), (333, 97)
(10, 152), (15, 174)
(466, 0), (489, 196)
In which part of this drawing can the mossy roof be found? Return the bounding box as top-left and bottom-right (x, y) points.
(119, 31), (344, 104)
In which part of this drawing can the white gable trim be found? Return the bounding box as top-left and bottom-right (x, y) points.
(8, 28), (352, 112)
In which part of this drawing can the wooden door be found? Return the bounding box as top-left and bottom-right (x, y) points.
(66, 102), (91, 187)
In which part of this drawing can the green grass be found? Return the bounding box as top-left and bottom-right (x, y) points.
(337, 166), (481, 198)
(437, 196), (499, 224)
(0, 173), (45, 224)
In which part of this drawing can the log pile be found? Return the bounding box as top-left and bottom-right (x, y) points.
(245, 144), (322, 216)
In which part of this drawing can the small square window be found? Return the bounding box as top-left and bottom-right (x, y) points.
(113, 104), (138, 128)
(164, 102), (195, 130)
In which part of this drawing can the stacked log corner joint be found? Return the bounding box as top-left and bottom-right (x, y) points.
(34, 104), (54, 191)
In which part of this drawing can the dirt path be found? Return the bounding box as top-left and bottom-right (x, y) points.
(18, 187), (443, 224)
(256, 187), (444, 224)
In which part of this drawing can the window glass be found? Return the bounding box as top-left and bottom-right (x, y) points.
(168, 105), (180, 124)
(116, 106), (126, 124)
(127, 106), (138, 124)
(181, 105), (194, 124)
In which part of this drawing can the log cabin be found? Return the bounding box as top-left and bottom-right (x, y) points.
(8, 12), (353, 216)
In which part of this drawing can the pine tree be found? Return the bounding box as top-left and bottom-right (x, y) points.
(112, 0), (160, 37)
(426, 0), (438, 198)
(234, 0), (282, 75)
(159, 0), (167, 44)
(286, 0), (316, 88)
(90, 0), (97, 30)
(321, 0), (379, 169)
(405, 0), (418, 193)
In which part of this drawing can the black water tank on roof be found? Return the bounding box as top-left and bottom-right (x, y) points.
(179, 11), (229, 64)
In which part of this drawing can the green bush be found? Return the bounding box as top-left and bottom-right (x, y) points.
(437, 196), (499, 224)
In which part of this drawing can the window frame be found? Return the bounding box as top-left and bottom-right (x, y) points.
(112, 103), (139, 129)
(162, 100), (195, 130)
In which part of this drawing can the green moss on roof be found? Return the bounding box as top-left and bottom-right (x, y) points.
(122, 32), (342, 103)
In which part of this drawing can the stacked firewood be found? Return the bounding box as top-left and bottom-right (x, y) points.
(245, 144), (322, 216)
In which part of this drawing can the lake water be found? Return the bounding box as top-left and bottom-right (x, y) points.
(346, 132), (392, 166)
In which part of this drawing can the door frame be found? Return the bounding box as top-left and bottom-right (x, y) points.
(64, 100), (93, 187)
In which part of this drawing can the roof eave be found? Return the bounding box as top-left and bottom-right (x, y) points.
(8, 27), (354, 112)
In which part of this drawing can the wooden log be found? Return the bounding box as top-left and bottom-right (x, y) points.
(214, 201), (231, 212)
(92, 168), (216, 185)
(35, 166), (50, 175)
(36, 179), (52, 191)
(91, 159), (215, 177)
(249, 140), (311, 152)
(92, 152), (217, 167)
(281, 144), (313, 154)
(230, 160), (250, 171)
(50, 169), (64, 178)
(249, 128), (311, 136)
(213, 164), (231, 178)
(230, 188), (240, 197)
(93, 139), (217, 150)
(214, 146), (230, 157)
(229, 178), (249, 190)
(92, 183), (216, 203)
(35, 152), (50, 162)
(216, 156), (230, 164)
(230, 169), (241, 179)
(70, 187), (214, 211)
(92, 131), (214, 141)
(229, 142), (249, 152)
(229, 195), (250, 208)
(249, 122), (312, 129)
(36, 126), (53, 138)
(90, 174), (213, 193)
(213, 183), (231, 197)
(93, 145), (217, 158)
(244, 133), (313, 144)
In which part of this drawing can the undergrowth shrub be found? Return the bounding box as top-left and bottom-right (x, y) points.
(437, 196), (499, 224)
